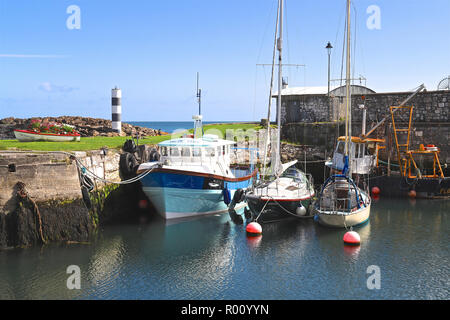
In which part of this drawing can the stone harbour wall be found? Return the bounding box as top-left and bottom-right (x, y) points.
(0, 150), (121, 248)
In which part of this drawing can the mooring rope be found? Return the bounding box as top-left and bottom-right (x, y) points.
(16, 182), (46, 244)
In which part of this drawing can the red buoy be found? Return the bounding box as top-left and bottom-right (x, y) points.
(408, 190), (417, 198)
(246, 222), (262, 236)
(343, 231), (361, 246)
(371, 186), (380, 196)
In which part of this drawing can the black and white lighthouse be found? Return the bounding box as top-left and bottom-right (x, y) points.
(111, 87), (122, 133)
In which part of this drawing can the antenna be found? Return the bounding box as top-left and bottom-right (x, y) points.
(196, 72), (202, 115)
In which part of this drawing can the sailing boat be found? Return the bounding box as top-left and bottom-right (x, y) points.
(243, 0), (315, 222)
(315, 0), (371, 228)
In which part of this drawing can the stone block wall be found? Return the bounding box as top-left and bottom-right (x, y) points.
(0, 150), (120, 214)
(280, 89), (450, 168)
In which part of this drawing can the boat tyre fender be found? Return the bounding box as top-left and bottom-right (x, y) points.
(149, 148), (160, 162)
(232, 188), (245, 204)
(119, 152), (138, 180)
(123, 139), (137, 153)
(244, 207), (252, 220)
(228, 208), (244, 225)
(81, 185), (92, 210)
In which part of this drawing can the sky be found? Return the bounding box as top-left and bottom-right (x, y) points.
(0, 0), (449, 121)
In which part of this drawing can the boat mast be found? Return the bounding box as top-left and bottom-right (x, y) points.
(262, 0), (280, 179)
(344, 0), (352, 175)
(275, 0), (283, 176)
(193, 72), (203, 139)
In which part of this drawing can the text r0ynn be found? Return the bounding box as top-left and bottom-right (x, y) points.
(66, 5), (81, 30)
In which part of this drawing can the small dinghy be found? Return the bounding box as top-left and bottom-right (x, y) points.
(14, 129), (81, 142)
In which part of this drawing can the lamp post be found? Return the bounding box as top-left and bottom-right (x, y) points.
(326, 42), (333, 121)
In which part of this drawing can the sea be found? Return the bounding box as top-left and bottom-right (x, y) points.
(0, 198), (448, 300)
(127, 121), (244, 134)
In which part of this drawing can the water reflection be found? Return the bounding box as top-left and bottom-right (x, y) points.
(0, 198), (448, 299)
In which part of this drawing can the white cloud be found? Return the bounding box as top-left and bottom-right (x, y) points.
(38, 82), (78, 93)
(0, 54), (68, 58)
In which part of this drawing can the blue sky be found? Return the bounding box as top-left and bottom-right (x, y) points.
(0, 0), (449, 121)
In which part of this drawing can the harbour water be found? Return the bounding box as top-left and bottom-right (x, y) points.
(0, 197), (448, 300)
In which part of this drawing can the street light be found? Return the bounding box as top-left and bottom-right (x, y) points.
(326, 42), (333, 121)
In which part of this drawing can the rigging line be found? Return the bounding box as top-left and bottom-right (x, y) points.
(339, 9), (347, 88)
(255, 0), (277, 64)
(333, 1), (346, 81)
(284, 0), (292, 84)
(351, 2), (357, 83)
(252, 65), (258, 121)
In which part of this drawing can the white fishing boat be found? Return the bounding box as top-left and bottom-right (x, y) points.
(315, 0), (371, 228)
(14, 129), (81, 142)
(241, 0), (315, 223)
(136, 77), (256, 220)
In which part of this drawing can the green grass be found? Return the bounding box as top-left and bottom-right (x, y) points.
(0, 123), (262, 151)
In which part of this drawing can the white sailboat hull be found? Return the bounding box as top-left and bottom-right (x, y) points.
(317, 202), (370, 228)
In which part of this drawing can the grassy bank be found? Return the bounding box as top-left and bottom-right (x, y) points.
(0, 123), (262, 151)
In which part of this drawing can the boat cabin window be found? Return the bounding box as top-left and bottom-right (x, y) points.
(206, 147), (215, 157)
(181, 147), (191, 157)
(336, 141), (345, 155)
(282, 167), (307, 183)
(192, 147), (202, 157)
(222, 145), (226, 155)
(161, 147), (168, 157)
(354, 143), (367, 159)
(170, 147), (180, 157)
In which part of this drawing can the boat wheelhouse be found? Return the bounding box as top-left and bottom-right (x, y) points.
(326, 136), (385, 176)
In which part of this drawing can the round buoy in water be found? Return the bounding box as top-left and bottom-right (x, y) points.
(246, 222), (262, 236)
(343, 231), (361, 246)
(371, 186), (380, 196)
(296, 204), (307, 216)
(408, 190), (417, 198)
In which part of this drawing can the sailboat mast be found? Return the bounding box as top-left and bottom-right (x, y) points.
(345, 0), (352, 173)
(276, 0), (283, 174)
(262, 0), (280, 179)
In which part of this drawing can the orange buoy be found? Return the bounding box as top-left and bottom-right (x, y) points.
(371, 186), (380, 196)
(246, 222), (262, 236)
(408, 190), (417, 198)
(343, 231), (361, 246)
